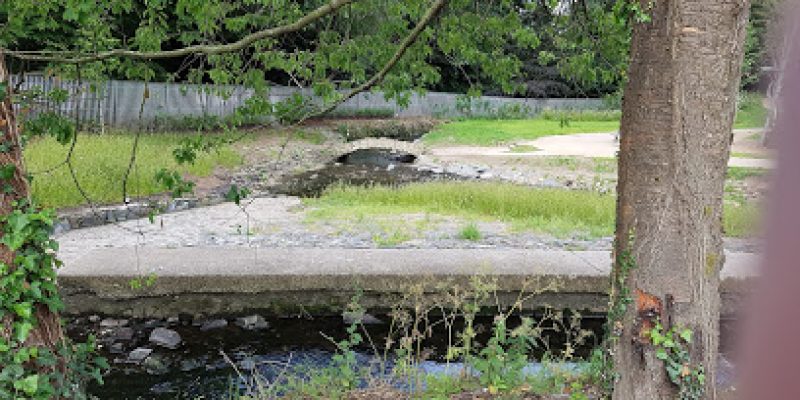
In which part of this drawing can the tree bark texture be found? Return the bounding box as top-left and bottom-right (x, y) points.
(0, 52), (63, 353)
(612, 0), (749, 399)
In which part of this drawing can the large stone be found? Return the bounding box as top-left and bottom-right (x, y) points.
(199, 319), (228, 331)
(143, 354), (171, 375)
(149, 328), (181, 349)
(109, 342), (125, 354)
(100, 318), (129, 328)
(127, 347), (153, 363)
(235, 315), (269, 331)
(110, 327), (134, 341)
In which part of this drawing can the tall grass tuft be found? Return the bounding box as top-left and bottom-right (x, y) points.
(25, 132), (242, 208)
(309, 182), (757, 239)
(309, 182), (617, 238)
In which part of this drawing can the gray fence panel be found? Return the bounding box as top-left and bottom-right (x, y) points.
(11, 75), (605, 128)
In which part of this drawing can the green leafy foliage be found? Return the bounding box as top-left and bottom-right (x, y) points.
(0, 203), (107, 399)
(154, 168), (195, 198)
(225, 184), (250, 206)
(23, 112), (75, 145)
(468, 316), (534, 394)
(328, 292), (366, 391)
(2, 0), (546, 113)
(596, 233), (637, 396)
(458, 222), (481, 241)
(649, 323), (705, 400)
(741, 0), (777, 89)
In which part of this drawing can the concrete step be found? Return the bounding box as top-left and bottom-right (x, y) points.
(58, 247), (759, 318)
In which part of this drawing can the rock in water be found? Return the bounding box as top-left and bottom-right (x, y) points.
(235, 315), (270, 331)
(343, 312), (383, 325)
(99, 318), (129, 328)
(149, 328), (182, 349)
(127, 347), (153, 363)
(111, 327), (134, 341)
(143, 354), (171, 376)
(199, 319), (229, 331)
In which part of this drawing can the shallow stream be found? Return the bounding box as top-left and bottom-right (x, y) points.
(72, 313), (609, 399)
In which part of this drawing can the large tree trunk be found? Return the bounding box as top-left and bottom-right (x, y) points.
(612, 1), (749, 399)
(0, 51), (64, 375)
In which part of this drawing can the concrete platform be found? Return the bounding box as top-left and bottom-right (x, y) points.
(58, 247), (759, 318)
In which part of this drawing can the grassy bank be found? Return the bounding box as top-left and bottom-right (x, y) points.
(25, 133), (242, 208)
(307, 182), (757, 238)
(423, 93), (766, 145)
(423, 116), (620, 146)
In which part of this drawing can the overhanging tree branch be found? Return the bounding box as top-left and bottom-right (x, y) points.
(6, 0), (357, 64)
(237, 0), (449, 211)
(315, 0), (448, 117)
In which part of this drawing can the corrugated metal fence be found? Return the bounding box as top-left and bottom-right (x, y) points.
(11, 74), (606, 128)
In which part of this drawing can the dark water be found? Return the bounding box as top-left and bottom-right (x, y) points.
(335, 148), (418, 167)
(74, 313), (606, 399)
(272, 147), (461, 197)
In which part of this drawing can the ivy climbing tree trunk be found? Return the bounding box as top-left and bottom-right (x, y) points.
(0, 51), (65, 381)
(0, 56), (28, 250)
(612, 1), (749, 399)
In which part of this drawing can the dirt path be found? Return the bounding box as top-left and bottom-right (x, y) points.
(427, 129), (772, 169)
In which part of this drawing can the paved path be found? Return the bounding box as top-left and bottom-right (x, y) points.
(430, 131), (773, 169)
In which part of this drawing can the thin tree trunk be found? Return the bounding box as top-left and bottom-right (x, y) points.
(612, 1), (749, 399)
(0, 51), (64, 364)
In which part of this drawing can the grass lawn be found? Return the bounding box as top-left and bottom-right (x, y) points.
(25, 133), (242, 208)
(424, 93), (766, 145)
(307, 182), (758, 239)
(727, 166), (769, 180)
(731, 152), (768, 159)
(423, 118), (620, 146)
(734, 92), (768, 129)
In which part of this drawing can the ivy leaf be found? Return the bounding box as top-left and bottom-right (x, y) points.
(13, 302), (33, 319)
(3, 213), (30, 251)
(13, 321), (34, 343)
(655, 348), (669, 361)
(13, 374), (39, 396)
(680, 328), (693, 343)
(0, 164), (15, 180)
